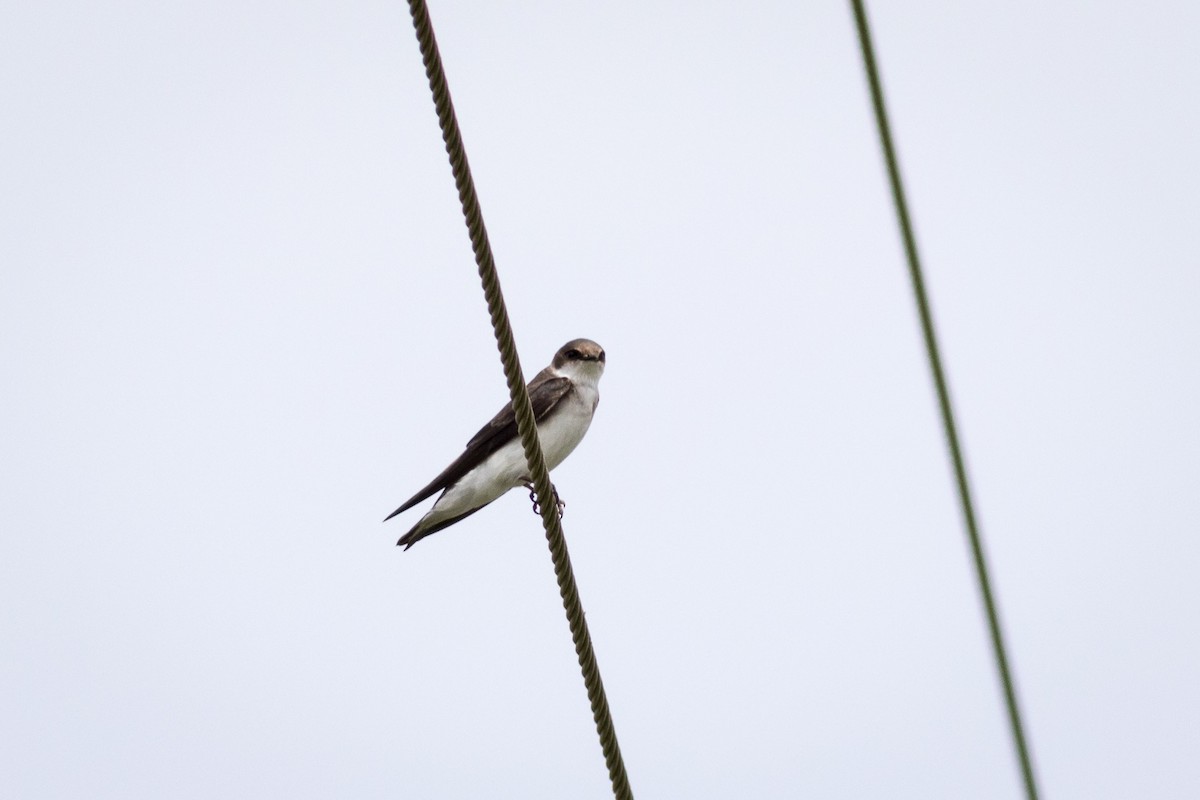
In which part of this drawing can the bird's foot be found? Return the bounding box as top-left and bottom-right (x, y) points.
(522, 481), (565, 519)
(522, 480), (540, 515)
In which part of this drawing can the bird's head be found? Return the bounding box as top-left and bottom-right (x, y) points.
(552, 338), (606, 382)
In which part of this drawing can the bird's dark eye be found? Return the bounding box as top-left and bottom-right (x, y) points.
(598, 350), (606, 363)
(566, 349), (581, 360)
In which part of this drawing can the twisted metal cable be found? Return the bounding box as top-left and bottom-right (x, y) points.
(404, 2), (633, 797)
(848, 2), (1041, 798)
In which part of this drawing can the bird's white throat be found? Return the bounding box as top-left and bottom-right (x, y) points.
(553, 359), (604, 390)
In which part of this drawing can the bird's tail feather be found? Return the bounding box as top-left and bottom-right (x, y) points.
(394, 503), (491, 550)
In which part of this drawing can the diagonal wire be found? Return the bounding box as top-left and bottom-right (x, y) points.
(848, 2), (1041, 798)
(403, 2), (633, 797)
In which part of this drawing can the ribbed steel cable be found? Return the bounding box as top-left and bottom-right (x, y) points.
(403, 2), (633, 797)
(848, 3), (1041, 798)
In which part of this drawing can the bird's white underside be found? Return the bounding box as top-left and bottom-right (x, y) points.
(414, 360), (601, 531)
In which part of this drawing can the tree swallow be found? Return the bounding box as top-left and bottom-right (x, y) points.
(386, 338), (606, 550)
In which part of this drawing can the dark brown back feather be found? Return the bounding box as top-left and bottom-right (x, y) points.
(383, 369), (572, 521)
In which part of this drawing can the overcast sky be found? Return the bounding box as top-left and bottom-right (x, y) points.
(3, 2), (1199, 798)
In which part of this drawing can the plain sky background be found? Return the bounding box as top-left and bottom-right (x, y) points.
(3, 2), (1198, 798)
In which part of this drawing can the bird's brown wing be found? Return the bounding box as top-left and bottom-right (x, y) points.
(383, 369), (572, 521)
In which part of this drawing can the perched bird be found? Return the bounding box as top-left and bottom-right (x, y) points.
(386, 338), (606, 550)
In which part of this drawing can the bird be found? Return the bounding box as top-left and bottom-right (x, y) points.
(385, 338), (605, 550)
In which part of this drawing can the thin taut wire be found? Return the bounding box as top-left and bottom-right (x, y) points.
(403, 2), (633, 798)
(848, 3), (1041, 798)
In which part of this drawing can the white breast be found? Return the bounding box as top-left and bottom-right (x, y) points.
(537, 385), (597, 470)
(422, 377), (599, 525)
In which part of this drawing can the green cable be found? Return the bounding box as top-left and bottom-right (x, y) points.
(848, 3), (1041, 798)
(404, 2), (633, 797)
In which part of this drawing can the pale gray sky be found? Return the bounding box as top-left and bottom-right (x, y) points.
(3, 2), (1198, 798)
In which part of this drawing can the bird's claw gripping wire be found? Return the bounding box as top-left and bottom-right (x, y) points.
(523, 481), (565, 518)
